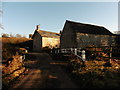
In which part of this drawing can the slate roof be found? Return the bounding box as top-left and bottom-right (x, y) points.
(33, 30), (60, 38)
(66, 20), (113, 35)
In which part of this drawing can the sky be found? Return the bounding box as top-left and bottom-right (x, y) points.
(1, 2), (119, 37)
(2, 0), (120, 2)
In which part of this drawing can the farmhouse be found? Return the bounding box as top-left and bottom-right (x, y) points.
(32, 25), (60, 51)
(60, 20), (117, 49)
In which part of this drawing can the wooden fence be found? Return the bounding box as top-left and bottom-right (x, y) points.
(51, 48), (86, 62)
(86, 46), (120, 60)
(51, 46), (120, 61)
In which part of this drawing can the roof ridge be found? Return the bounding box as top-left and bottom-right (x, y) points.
(66, 20), (103, 28)
(37, 30), (59, 34)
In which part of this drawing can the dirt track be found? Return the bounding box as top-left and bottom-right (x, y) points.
(12, 52), (78, 88)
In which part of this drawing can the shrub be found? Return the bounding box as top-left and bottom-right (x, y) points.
(2, 37), (31, 60)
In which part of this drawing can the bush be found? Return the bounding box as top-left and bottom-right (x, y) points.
(2, 37), (31, 60)
(2, 44), (18, 60)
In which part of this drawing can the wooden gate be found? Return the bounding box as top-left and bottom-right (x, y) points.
(86, 46), (120, 60)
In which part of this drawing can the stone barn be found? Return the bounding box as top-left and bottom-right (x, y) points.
(60, 20), (116, 49)
(115, 34), (120, 46)
(32, 25), (60, 51)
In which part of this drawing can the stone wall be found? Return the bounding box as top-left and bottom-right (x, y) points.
(76, 33), (116, 48)
(33, 32), (42, 51)
(60, 23), (76, 48)
(42, 37), (60, 48)
(115, 35), (120, 46)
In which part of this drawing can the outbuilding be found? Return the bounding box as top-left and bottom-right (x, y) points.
(32, 25), (60, 51)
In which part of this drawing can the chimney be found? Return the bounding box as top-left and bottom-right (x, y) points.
(60, 30), (62, 34)
(36, 25), (40, 30)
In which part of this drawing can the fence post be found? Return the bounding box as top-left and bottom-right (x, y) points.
(51, 49), (52, 53)
(109, 46), (112, 63)
(71, 48), (73, 53)
(65, 49), (67, 53)
(95, 47), (97, 56)
(82, 50), (86, 61)
(58, 49), (59, 53)
(74, 48), (77, 55)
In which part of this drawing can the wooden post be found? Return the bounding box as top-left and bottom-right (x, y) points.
(51, 49), (52, 53)
(82, 50), (86, 62)
(61, 49), (63, 53)
(109, 46), (112, 63)
(95, 47), (97, 57)
(74, 48), (77, 55)
(71, 48), (73, 53)
(58, 49), (59, 53)
(65, 49), (67, 53)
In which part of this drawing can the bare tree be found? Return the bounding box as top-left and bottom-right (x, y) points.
(2, 33), (9, 37)
(9, 33), (15, 37)
(16, 34), (22, 38)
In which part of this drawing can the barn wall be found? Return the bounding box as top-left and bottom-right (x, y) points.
(33, 32), (42, 51)
(42, 37), (60, 48)
(76, 33), (116, 48)
(60, 23), (77, 48)
(115, 35), (120, 46)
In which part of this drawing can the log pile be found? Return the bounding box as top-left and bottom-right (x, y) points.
(2, 55), (26, 86)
